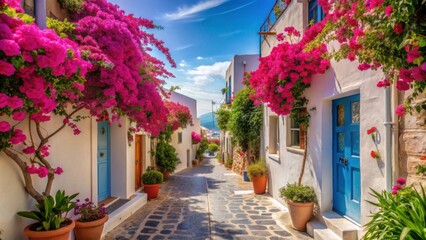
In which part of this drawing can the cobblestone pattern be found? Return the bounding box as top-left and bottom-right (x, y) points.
(105, 158), (311, 240)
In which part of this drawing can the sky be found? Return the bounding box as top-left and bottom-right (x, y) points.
(108, 0), (275, 117)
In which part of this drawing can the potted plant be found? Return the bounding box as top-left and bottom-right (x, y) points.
(225, 159), (233, 169)
(73, 198), (108, 240)
(208, 143), (219, 156)
(155, 140), (181, 180)
(142, 170), (164, 199)
(247, 160), (268, 194)
(17, 190), (78, 240)
(280, 183), (316, 231)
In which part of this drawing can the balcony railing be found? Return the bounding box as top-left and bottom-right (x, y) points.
(259, 0), (290, 37)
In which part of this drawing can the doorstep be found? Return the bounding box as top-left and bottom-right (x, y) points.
(102, 192), (148, 237)
(307, 211), (362, 240)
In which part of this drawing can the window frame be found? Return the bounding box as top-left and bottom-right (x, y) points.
(268, 116), (280, 157)
(308, 0), (325, 24)
(178, 132), (183, 144)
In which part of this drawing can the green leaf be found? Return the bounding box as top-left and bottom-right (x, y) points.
(17, 211), (41, 221)
(42, 221), (50, 231)
(400, 227), (411, 240)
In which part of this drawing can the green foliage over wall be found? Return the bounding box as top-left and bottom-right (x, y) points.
(215, 107), (231, 131)
(228, 87), (262, 160)
(57, 0), (83, 13)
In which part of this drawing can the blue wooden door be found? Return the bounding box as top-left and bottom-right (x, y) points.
(332, 94), (361, 223)
(97, 122), (111, 202)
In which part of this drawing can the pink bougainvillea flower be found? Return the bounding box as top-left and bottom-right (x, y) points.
(0, 39), (20, 56)
(26, 165), (38, 174)
(399, 68), (414, 83)
(394, 23), (404, 34)
(37, 166), (49, 178)
(12, 111), (26, 121)
(396, 178), (406, 185)
(411, 66), (426, 82)
(23, 146), (36, 154)
(407, 46), (421, 63)
(0, 93), (8, 108)
(384, 5), (393, 18)
(0, 121), (11, 132)
(276, 33), (284, 41)
(9, 129), (26, 144)
(367, 127), (377, 135)
(0, 59), (15, 76)
(391, 189), (398, 195)
(392, 184), (403, 191)
(376, 79), (391, 88)
(347, 52), (356, 61)
(7, 96), (23, 109)
(395, 105), (406, 117)
(40, 145), (50, 157)
(396, 81), (410, 91)
(54, 167), (64, 175)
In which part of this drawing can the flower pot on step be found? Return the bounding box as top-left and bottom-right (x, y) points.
(24, 219), (75, 240)
(163, 171), (171, 180)
(74, 214), (109, 240)
(286, 200), (314, 231)
(252, 175), (267, 194)
(144, 184), (160, 199)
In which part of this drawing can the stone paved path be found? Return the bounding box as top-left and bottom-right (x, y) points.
(104, 158), (312, 240)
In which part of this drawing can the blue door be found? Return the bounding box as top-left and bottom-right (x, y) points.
(332, 94), (361, 223)
(97, 122), (110, 202)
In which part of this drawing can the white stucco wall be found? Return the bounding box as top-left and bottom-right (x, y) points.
(0, 111), (95, 239)
(225, 54), (260, 101)
(261, 0), (389, 225)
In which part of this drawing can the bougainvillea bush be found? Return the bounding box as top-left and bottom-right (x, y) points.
(191, 131), (201, 144)
(0, 0), (174, 204)
(249, 25), (330, 125)
(312, 0), (425, 116)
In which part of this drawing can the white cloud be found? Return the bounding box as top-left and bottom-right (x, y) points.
(164, 0), (228, 20)
(187, 61), (231, 85)
(174, 44), (193, 51)
(178, 60), (189, 68)
(196, 56), (204, 60)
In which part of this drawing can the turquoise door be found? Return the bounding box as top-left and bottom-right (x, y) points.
(332, 94), (361, 223)
(97, 122), (110, 202)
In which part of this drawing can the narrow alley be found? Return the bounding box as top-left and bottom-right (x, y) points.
(104, 158), (311, 240)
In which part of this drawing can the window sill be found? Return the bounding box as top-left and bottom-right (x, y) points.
(286, 147), (304, 155)
(268, 153), (280, 161)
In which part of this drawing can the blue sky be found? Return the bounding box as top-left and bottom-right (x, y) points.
(109, 0), (275, 116)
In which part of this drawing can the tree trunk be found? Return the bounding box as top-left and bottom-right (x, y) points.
(297, 130), (308, 186)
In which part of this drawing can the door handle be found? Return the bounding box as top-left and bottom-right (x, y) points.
(339, 157), (348, 166)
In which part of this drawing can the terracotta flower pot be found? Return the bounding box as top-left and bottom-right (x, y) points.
(286, 200), (314, 231)
(23, 219), (75, 240)
(163, 171), (171, 180)
(74, 214), (109, 240)
(252, 175), (267, 194)
(144, 184), (160, 199)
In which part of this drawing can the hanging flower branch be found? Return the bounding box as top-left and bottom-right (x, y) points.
(367, 126), (381, 160)
(191, 131), (201, 144)
(311, 0), (425, 116)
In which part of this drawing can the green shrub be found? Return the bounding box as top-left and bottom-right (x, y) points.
(225, 158), (233, 166)
(208, 143), (219, 152)
(247, 160), (268, 178)
(142, 170), (163, 185)
(280, 183), (316, 203)
(155, 141), (181, 172)
(363, 185), (426, 240)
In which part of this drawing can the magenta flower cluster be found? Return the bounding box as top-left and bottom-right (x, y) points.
(164, 101), (193, 131)
(249, 24), (330, 115)
(391, 178), (406, 195)
(74, 197), (106, 222)
(191, 131), (201, 144)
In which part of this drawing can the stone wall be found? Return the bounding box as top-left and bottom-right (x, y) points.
(399, 93), (426, 185)
(232, 147), (246, 175)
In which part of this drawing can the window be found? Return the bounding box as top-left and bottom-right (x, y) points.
(268, 116), (279, 155)
(308, 0), (325, 24)
(288, 114), (307, 150)
(178, 132), (182, 144)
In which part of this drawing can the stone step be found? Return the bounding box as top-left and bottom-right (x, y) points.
(322, 211), (361, 240)
(314, 229), (341, 240)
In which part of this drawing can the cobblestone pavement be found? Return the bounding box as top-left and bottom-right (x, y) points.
(104, 158), (312, 240)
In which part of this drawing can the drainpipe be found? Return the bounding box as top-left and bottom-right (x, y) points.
(384, 87), (393, 191)
(34, 0), (47, 29)
(392, 83), (399, 185)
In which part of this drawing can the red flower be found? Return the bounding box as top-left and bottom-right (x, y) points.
(394, 23), (404, 34)
(396, 178), (406, 185)
(370, 150), (376, 158)
(367, 127), (377, 135)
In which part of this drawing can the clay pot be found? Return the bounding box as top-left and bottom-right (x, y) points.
(163, 171), (171, 180)
(144, 184), (160, 199)
(252, 175), (267, 194)
(74, 215), (109, 240)
(287, 200), (314, 231)
(23, 219), (75, 240)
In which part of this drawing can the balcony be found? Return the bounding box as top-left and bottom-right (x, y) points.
(259, 0), (290, 38)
